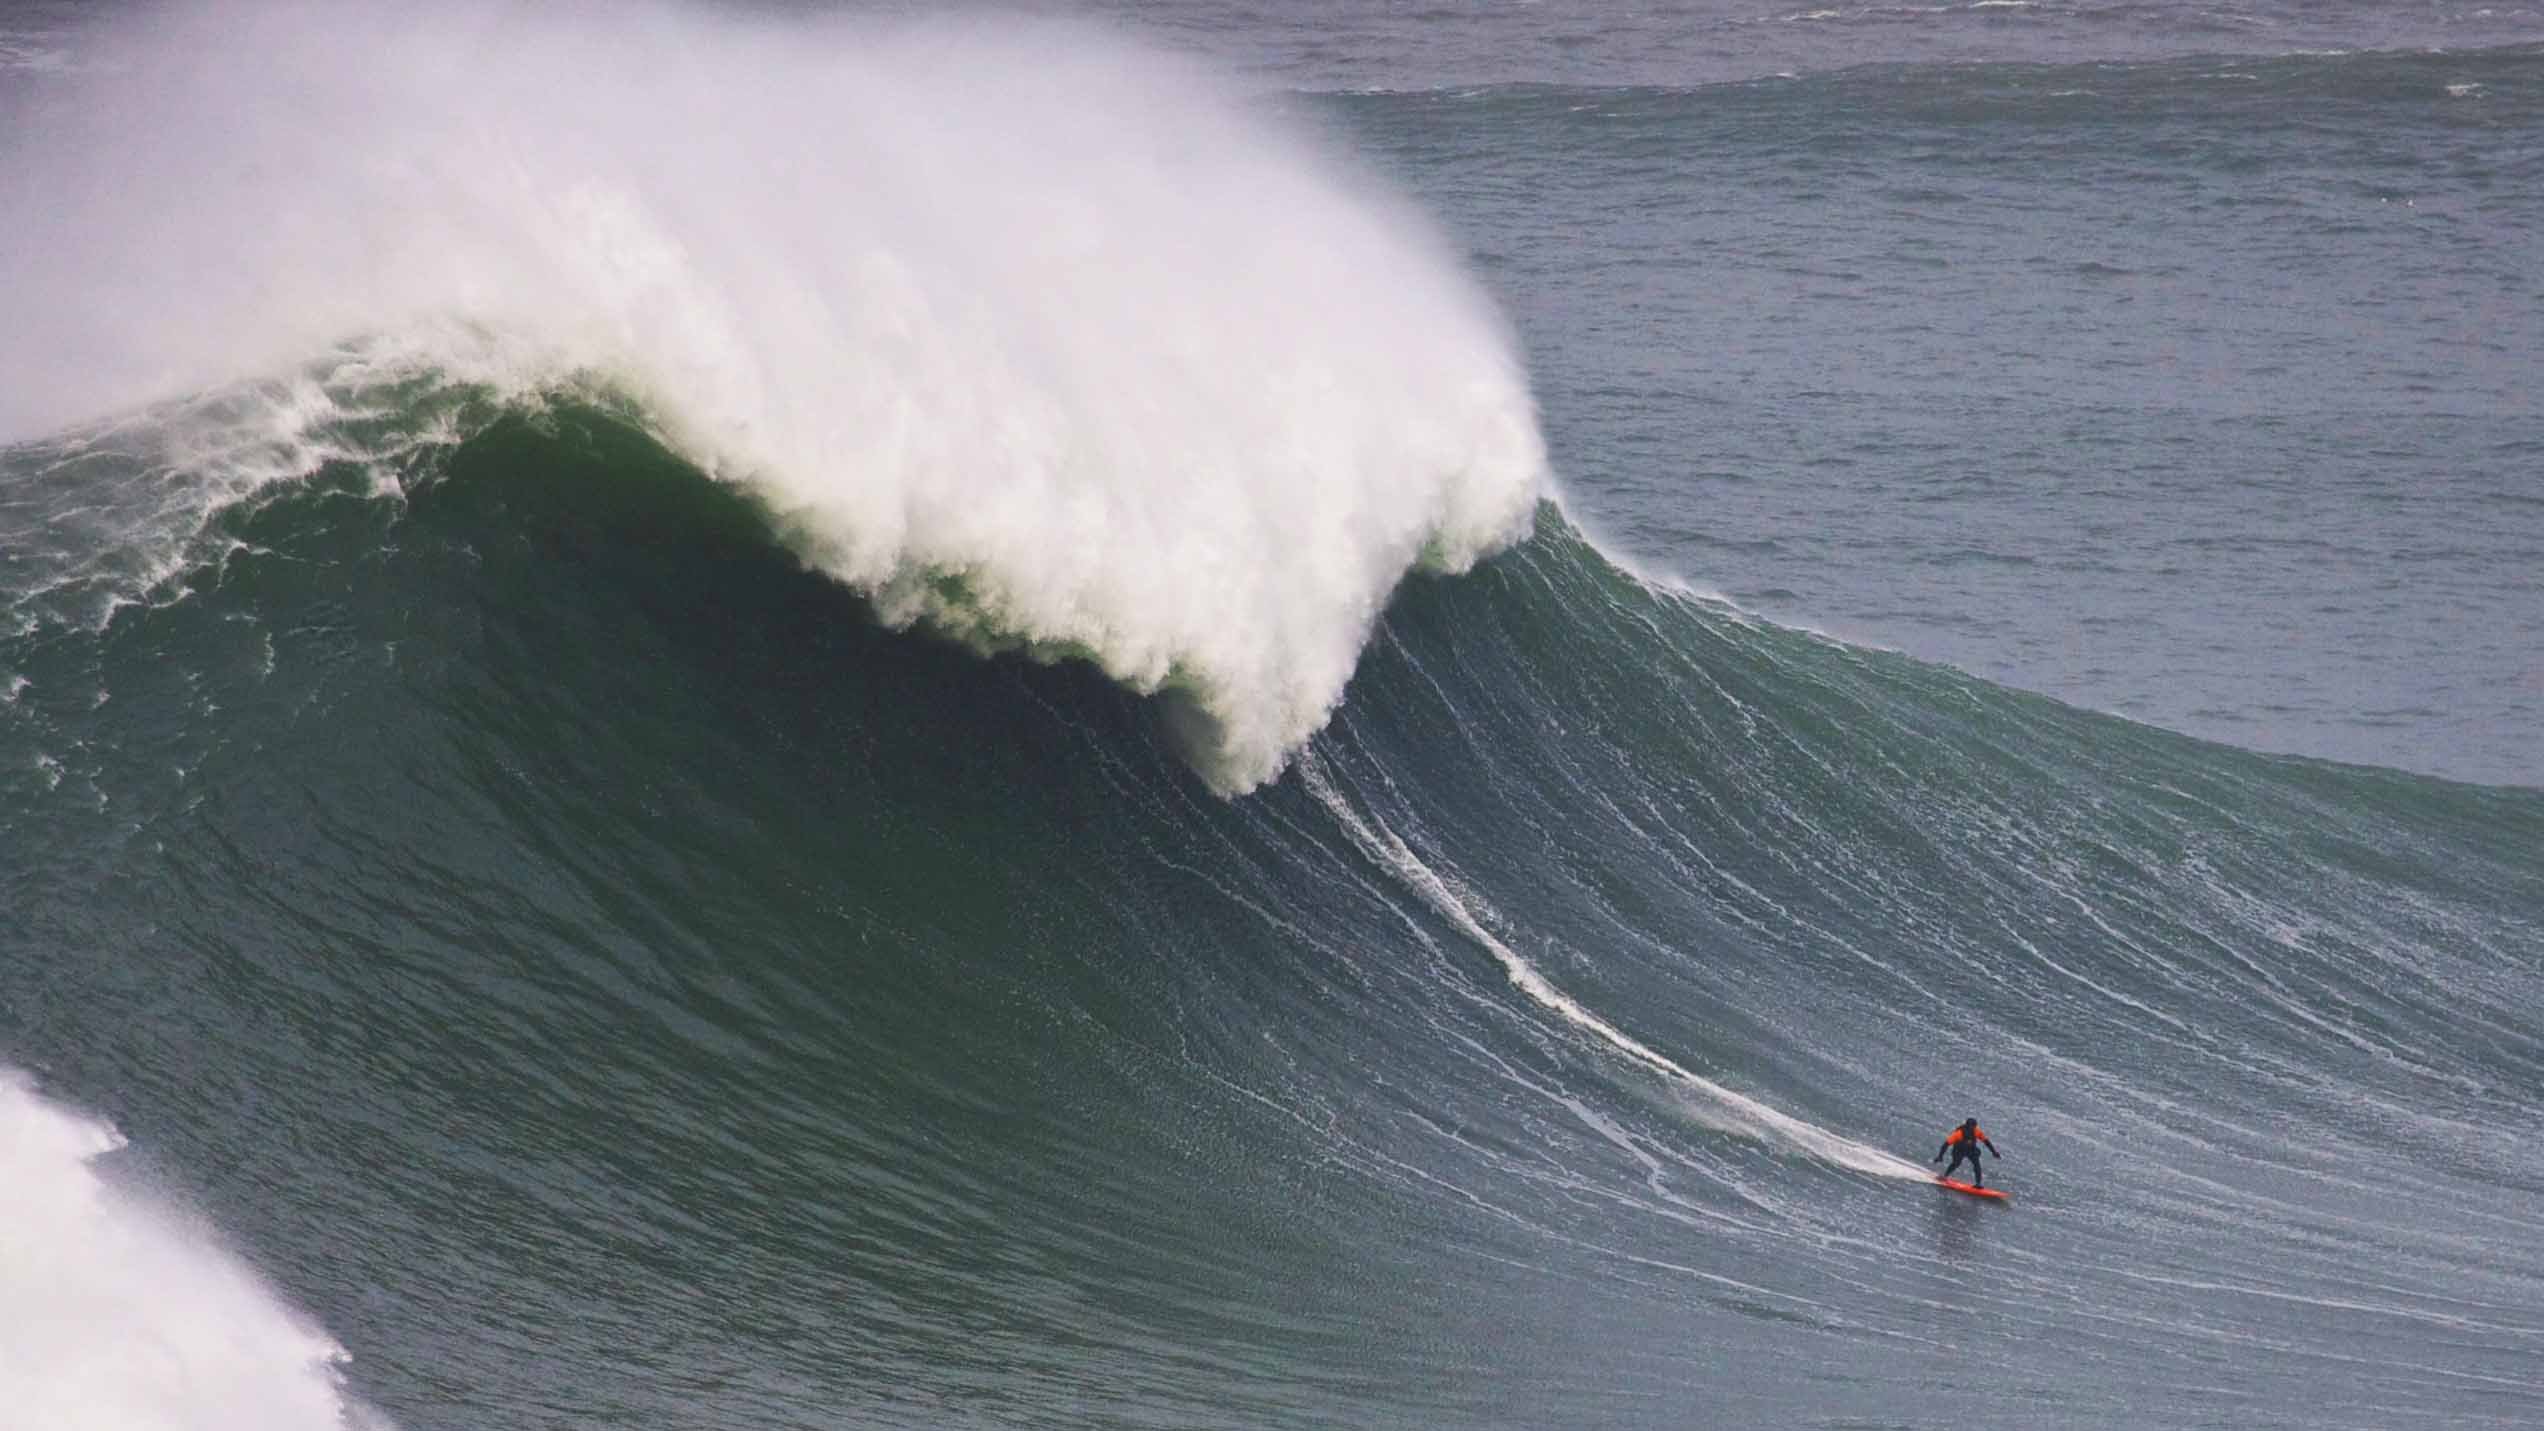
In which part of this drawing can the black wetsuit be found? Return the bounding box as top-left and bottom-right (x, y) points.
(1935, 1123), (1996, 1184)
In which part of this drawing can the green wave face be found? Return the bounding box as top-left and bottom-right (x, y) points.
(4, 392), (2539, 1429)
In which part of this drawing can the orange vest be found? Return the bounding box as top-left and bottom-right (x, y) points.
(1946, 1125), (1985, 1145)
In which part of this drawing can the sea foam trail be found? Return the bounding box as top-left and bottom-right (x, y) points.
(0, 1070), (393, 1431)
(0, 1), (1548, 793)
(1299, 753), (1928, 1180)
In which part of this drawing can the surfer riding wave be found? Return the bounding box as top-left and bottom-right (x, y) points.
(1933, 1118), (1999, 1187)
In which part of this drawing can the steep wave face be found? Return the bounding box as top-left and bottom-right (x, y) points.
(0, 0), (1546, 791)
(6, 400), (2539, 1427)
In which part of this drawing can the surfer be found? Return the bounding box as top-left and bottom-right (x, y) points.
(1933, 1117), (1999, 1187)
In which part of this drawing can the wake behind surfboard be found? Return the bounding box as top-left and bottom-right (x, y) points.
(1935, 1177), (2010, 1202)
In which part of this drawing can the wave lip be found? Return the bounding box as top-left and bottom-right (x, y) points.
(1, 1), (1551, 792)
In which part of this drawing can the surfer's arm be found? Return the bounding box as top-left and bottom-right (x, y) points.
(1932, 1142), (1949, 1162)
(1982, 1137), (1999, 1156)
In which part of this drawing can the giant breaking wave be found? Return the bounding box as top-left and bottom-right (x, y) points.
(0, 0), (1549, 792)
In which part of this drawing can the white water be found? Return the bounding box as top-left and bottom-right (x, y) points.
(0, 0), (1547, 793)
(0, 1069), (391, 1431)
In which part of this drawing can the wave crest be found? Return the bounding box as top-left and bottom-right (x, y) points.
(0, 1), (1549, 791)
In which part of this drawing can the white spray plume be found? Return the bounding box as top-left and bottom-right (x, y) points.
(0, 1), (1548, 791)
(0, 1069), (394, 1431)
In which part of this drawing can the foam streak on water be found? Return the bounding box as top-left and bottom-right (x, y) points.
(0, 0), (1549, 792)
(1299, 749), (1928, 1179)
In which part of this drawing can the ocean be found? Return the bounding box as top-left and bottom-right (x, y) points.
(3, 2), (2539, 1428)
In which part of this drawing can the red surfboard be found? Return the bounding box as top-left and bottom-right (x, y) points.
(1935, 1177), (2009, 1201)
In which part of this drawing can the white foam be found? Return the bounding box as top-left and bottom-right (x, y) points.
(0, 1), (1550, 792)
(0, 1069), (394, 1431)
